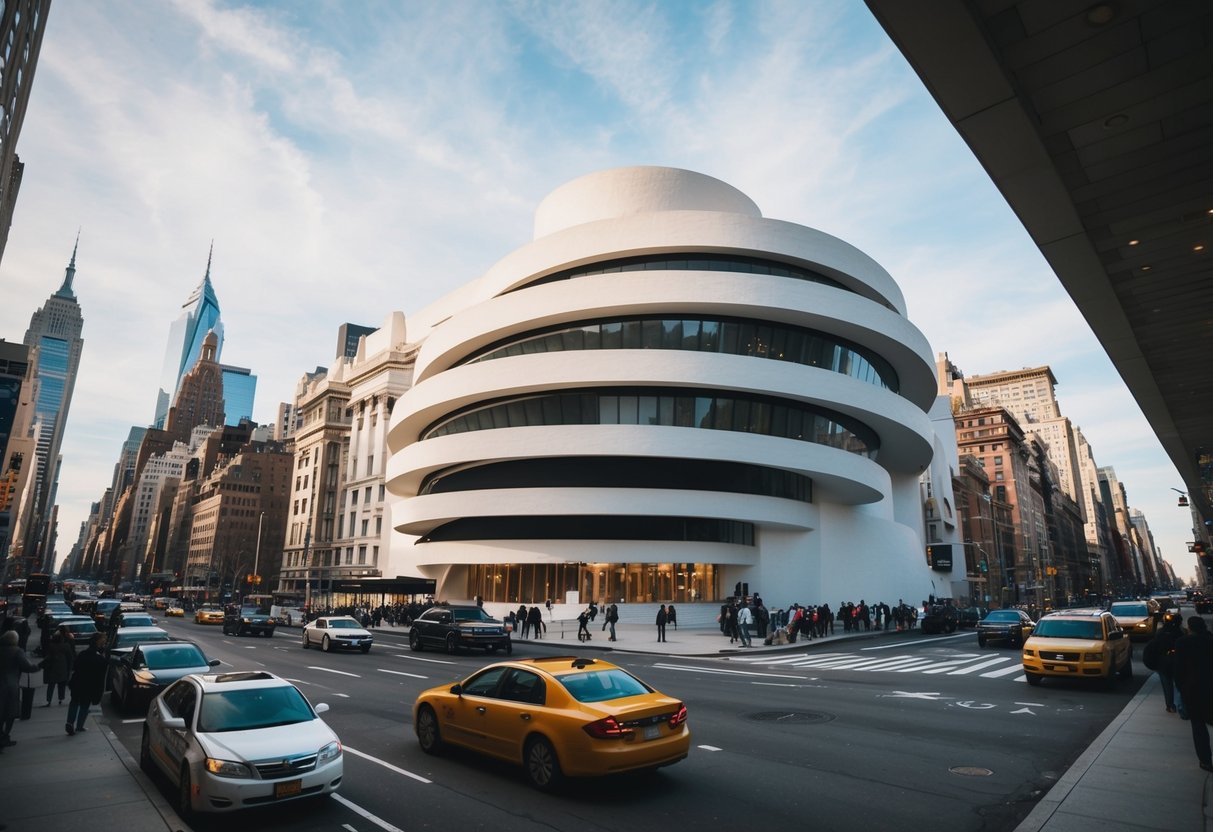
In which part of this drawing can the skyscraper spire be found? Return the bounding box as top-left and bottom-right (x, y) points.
(57, 229), (80, 297)
(205, 239), (213, 283)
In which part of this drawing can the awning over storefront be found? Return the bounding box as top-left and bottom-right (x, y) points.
(329, 576), (436, 597)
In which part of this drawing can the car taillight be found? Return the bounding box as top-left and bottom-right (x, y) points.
(668, 703), (688, 727)
(583, 716), (634, 739)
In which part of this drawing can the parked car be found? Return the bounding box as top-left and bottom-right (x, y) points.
(194, 605), (225, 625)
(958, 607), (986, 629)
(110, 640), (220, 713)
(413, 656), (690, 790)
(141, 670), (343, 814)
(919, 603), (961, 635)
(60, 619), (100, 646)
(975, 608), (1035, 647)
(1021, 609), (1132, 687)
(114, 611), (157, 629)
(105, 626), (174, 688)
(223, 606), (277, 638)
(1196, 595), (1213, 614)
(300, 616), (373, 653)
(409, 605), (512, 654)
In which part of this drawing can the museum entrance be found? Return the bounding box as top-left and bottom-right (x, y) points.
(465, 562), (719, 605)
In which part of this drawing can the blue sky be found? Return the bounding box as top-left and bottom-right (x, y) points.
(0, 0), (1194, 580)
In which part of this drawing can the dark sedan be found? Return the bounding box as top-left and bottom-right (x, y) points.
(976, 608), (1035, 647)
(108, 640), (219, 712)
(409, 605), (512, 654)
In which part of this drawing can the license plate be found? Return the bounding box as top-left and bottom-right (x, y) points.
(1049, 665), (1070, 672)
(643, 725), (662, 740)
(274, 779), (302, 799)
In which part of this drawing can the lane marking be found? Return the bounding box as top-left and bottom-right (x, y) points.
(393, 654), (456, 665)
(652, 663), (809, 681)
(343, 745), (432, 784)
(332, 793), (406, 832)
(282, 677), (313, 685)
(121, 718), (146, 724)
(698, 744), (722, 751)
(862, 632), (973, 650)
(335, 693), (350, 698)
(734, 653), (847, 666)
(307, 666), (362, 678)
(378, 668), (429, 679)
(343, 825), (358, 832)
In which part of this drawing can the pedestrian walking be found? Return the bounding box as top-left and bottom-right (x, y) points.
(1174, 616), (1213, 771)
(41, 625), (74, 707)
(667, 604), (677, 630)
(577, 608), (592, 642)
(737, 602), (753, 647)
(65, 632), (107, 736)
(0, 629), (39, 750)
(607, 603), (619, 641)
(655, 604), (668, 643)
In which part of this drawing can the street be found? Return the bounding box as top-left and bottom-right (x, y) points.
(101, 616), (1145, 831)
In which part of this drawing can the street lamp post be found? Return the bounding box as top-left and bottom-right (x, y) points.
(253, 511), (264, 591)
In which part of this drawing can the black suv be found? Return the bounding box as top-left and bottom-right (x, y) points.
(919, 603), (961, 634)
(223, 605), (277, 637)
(409, 605), (512, 654)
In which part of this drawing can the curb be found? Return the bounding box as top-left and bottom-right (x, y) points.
(99, 718), (192, 832)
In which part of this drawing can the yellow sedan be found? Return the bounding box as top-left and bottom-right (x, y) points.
(413, 656), (690, 790)
(165, 606), (184, 618)
(193, 605), (225, 624)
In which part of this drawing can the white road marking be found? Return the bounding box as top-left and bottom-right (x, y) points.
(862, 632), (973, 649)
(392, 654), (455, 665)
(698, 744), (723, 751)
(282, 677), (313, 685)
(652, 663), (810, 681)
(343, 825), (358, 832)
(752, 682), (819, 687)
(981, 664), (1029, 679)
(914, 657), (992, 674)
(378, 668), (429, 679)
(307, 666), (362, 678)
(332, 793), (406, 832)
(121, 718), (146, 724)
(343, 745), (432, 784)
(335, 693), (350, 698)
(947, 656), (1013, 675)
(882, 690), (948, 700)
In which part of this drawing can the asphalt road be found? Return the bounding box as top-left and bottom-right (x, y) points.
(99, 614), (1146, 832)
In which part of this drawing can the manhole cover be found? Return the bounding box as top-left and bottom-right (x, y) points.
(950, 766), (994, 777)
(748, 711), (834, 725)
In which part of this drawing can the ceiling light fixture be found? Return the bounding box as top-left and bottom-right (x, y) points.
(1128, 239), (1140, 246)
(1085, 3), (1118, 25)
(1141, 265), (1152, 271)
(1196, 244), (1206, 252)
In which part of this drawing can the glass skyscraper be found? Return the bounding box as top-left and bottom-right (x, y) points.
(153, 247), (224, 429)
(220, 365), (257, 426)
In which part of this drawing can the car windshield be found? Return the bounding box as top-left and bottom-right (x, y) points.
(327, 619), (362, 629)
(1033, 620), (1104, 639)
(198, 686), (315, 732)
(239, 608), (262, 616)
(984, 610), (1022, 622)
(116, 632), (168, 647)
(1111, 604), (1148, 617)
(558, 669), (653, 703)
(452, 608), (496, 622)
(143, 646), (207, 670)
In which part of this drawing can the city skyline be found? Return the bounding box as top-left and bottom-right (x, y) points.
(0, 1), (1197, 579)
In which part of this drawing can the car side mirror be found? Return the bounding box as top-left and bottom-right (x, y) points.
(208, 659), (220, 667)
(163, 716), (187, 731)
(314, 703), (329, 714)
(1108, 631), (1123, 640)
(450, 683), (463, 696)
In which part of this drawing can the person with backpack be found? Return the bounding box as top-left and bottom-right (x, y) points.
(1145, 613), (1186, 716)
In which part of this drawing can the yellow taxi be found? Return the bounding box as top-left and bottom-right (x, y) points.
(413, 656), (690, 790)
(165, 605), (185, 618)
(1022, 609), (1132, 687)
(194, 605), (225, 625)
(1108, 599), (1161, 640)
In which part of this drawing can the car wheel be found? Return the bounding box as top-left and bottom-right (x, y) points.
(488, 645), (499, 654)
(322, 635), (332, 652)
(1025, 672), (1043, 687)
(506, 641), (513, 656)
(445, 633), (458, 655)
(416, 705), (443, 755)
(409, 630), (423, 652)
(360, 645), (370, 654)
(264, 630), (273, 638)
(945, 621), (957, 634)
(140, 726), (155, 775)
(977, 634), (987, 648)
(178, 763), (195, 817)
(302, 632), (310, 649)
(524, 736), (563, 791)
(1119, 654), (1133, 679)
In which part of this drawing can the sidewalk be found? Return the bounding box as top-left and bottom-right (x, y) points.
(0, 693), (186, 831)
(1, 618), (1206, 831)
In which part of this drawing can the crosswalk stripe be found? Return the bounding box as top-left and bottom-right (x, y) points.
(917, 657), (994, 674)
(981, 663), (1029, 678)
(947, 656), (1013, 675)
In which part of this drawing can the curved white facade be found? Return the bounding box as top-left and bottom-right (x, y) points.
(386, 166), (954, 608)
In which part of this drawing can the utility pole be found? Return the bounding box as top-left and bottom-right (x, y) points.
(253, 510), (264, 589)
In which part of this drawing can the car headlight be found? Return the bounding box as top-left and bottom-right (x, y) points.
(1084, 653), (1103, 661)
(317, 741), (342, 763)
(1135, 622), (1148, 629)
(205, 758), (252, 778)
(1023, 649), (1035, 657)
(243, 617), (252, 623)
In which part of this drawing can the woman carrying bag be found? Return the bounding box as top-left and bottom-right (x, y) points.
(0, 629), (39, 749)
(41, 625), (75, 707)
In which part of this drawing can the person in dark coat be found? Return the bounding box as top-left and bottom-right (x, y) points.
(65, 632), (107, 736)
(1174, 616), (1213, 771)
(606, 603), (619, 642)
(526, 605), (544, 639)
(666, 604), (677, 630)
(41, 625), (74, 707)
(655, 605), (668, 642)
(0, 629), (39, 749)
(1149, 615), (1186, 716)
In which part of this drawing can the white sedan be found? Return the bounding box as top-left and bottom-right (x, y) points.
(140, 670), (342, 815)
(301, 616), (374, 653)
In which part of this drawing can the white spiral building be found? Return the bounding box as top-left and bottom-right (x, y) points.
(385, 166), (952, 608)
